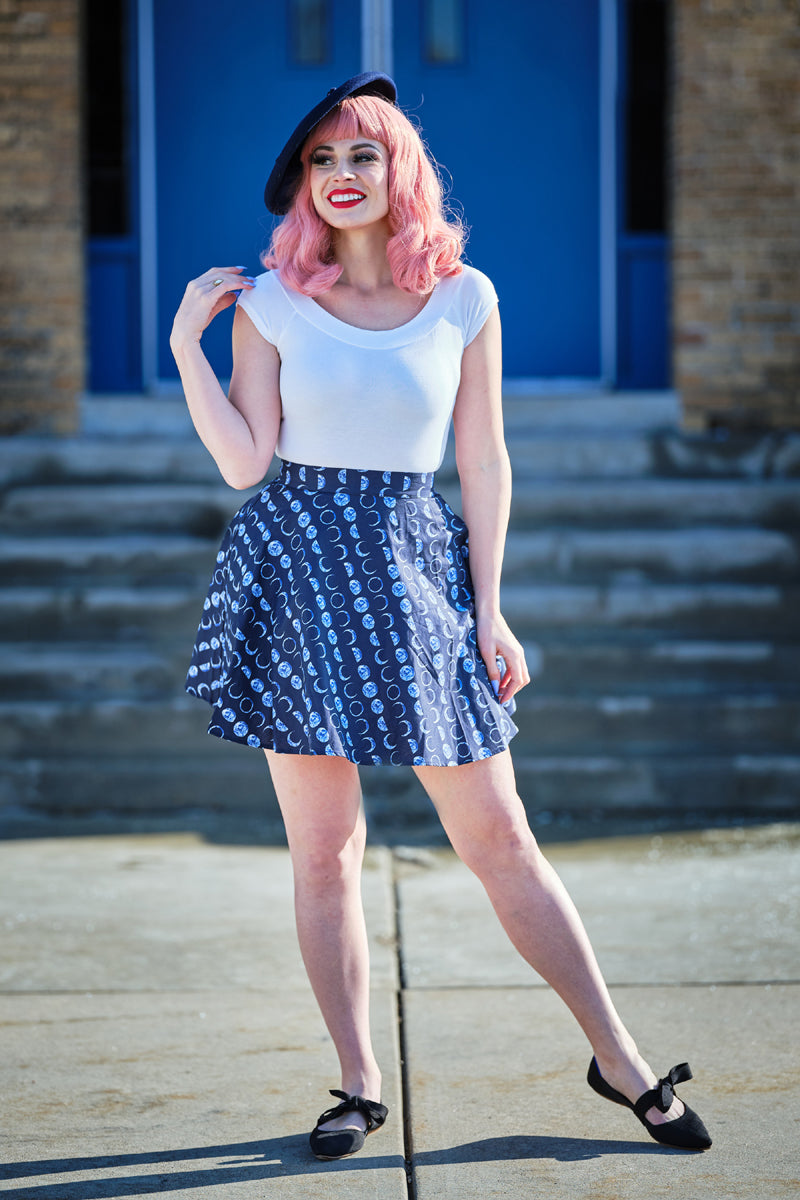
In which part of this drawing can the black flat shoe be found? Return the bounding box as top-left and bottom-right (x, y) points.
(309, 1089), (388, 1161)
(587, 1057), (712, 1150)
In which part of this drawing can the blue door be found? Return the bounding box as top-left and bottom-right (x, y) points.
(154, 0), (361, 381)
(394, 0), (601, 377)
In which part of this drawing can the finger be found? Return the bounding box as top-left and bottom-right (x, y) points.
(191, 268), (255, 298)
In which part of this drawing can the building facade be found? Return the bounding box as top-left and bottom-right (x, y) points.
(0, 0), (798, 433)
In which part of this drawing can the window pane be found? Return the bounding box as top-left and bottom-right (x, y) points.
(290, 0), (329, 64)
(86, 0), (130, 236)
(625, 0), (668, 233)
(424, 0), (465, 64)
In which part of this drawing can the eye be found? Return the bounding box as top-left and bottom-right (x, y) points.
(310, 152), (334, 167)
(353, 152), (380, 164)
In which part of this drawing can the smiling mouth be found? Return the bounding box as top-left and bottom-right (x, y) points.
(327, 190), (366, 209)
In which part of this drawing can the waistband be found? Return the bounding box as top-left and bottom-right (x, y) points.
(277, 460), (435, 497)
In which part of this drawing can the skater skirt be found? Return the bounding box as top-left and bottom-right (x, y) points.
(186, 460), (518, 766)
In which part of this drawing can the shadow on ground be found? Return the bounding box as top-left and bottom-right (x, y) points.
(0, 1131), (692, 1198)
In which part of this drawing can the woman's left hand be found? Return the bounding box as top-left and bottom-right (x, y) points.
(476, 611), (530, 705)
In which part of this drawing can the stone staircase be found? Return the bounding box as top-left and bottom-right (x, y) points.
(1, 392), (799, 838)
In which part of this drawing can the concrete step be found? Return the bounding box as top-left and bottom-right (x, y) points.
(0, 586), (201, 642)
(4, 637), (799, 703)
(0, 644), (178, 700)
(507, 431), (800, 480)
(509, 478), (800, 528)
(500, 582), (799, 638)
(3, 429), (799, 491)
(502, 526), (800, 582)
(0, 534), (218, 587)
(524, 638), (800, 692)
(2, 691), (798, 759)
(509, 691), (800, 755)
(3, 752), (798, 831)
(1, 580), (796, 643)
(0, 436), (228, 489)
(4, 480), (800, 543)
(78, 390), (683, 438)
(0, 483), (243, 537)
(4, 526), (796, 590)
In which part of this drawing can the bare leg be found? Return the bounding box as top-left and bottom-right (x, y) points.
(266, 751), (382, 1132)
(414, 750), (684, 1125)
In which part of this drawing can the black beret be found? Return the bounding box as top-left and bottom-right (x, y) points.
(264, 72), (398, 215)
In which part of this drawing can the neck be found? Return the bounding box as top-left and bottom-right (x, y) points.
(332, 220), (393, 291)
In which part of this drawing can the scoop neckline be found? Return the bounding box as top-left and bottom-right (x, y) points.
(309, 286), (437, 333)
(275, 271), (454, 348)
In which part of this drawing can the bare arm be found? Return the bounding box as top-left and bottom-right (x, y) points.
(452, 306), (530, 703)
(170, 267), (281, 489)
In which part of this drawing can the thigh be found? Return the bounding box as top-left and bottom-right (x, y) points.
(413, 750), (535, 866)
(265, 751), (364, 860)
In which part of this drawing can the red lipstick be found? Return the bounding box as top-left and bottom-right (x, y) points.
(327, 189), (366, 209)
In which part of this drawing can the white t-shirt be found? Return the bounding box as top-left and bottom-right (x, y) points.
(236, 264), (498, 472)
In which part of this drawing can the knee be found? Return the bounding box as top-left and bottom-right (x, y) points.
(290, 820), (366, 894)
(451, 808), (541, 881)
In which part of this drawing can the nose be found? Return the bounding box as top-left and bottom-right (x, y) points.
(332, 156), (355, 181)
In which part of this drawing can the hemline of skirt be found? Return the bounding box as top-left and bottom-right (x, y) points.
(186, 689), (518, 768)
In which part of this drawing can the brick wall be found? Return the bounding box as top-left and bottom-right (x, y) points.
(0, 0), (83, 434)
(672, 0), (800, 430)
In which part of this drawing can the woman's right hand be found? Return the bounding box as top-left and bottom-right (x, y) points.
(170, 266), (256, 355)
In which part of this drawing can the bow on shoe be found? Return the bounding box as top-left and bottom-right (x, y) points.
(316, 1090), (387, 1132)
(638, 1062), (694, 1116)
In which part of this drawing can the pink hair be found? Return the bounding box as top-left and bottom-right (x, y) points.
(262, 95), (465, 295)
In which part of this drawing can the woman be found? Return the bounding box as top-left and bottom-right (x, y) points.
(170, 73), (711, 1161)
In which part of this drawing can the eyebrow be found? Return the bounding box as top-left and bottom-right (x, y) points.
(311, 142), (381, 153)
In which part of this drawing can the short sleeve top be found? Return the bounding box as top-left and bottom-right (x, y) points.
(236, 264), (498, 472)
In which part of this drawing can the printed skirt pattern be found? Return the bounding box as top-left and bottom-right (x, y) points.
(186, 460), (518, 766)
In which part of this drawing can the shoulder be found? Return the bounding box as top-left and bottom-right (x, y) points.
(236, 269), (295, 345)
(438, 264), (499, 345)
(442, 264), (498, 304)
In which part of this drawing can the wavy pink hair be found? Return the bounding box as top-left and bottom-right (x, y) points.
(262, 95), (464, 295)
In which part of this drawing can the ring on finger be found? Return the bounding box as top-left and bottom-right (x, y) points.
(211, 277), (224, 287)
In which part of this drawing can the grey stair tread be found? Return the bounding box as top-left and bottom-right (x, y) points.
(0, 483), (244, 535)
(0, 436), (232, 487)
(0, 533), (218, 584)
(6, 479), (800, 532)
(0, 644), (179, 700)
(2, 692), (798, 759)
(3, 754), (798, 828)
(4, 639), (799, 701)
(0, 586), (201, 641)
(4, 430), (799, 488)
(509, 478), (800, 527)
(502, 526), (800, 581)
(509, 754), (800, 814)
(3, 526), (797, 587)
(76, 390), (682, 437)
(508, 691), (800, 754)
(523, 638), (800, 690)
(500, 582), (799, 636)
(1, 581), (796, 643)
(500, 390), (682, 430)
(1, 581), (796, 641)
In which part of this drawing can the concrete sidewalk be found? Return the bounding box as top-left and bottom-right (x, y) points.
(1, 823), (798, 1198)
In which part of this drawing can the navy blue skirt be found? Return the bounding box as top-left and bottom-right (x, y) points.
(186, 461), (518, 766)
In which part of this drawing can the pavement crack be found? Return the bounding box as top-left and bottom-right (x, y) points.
(391, 853), (417, 1200)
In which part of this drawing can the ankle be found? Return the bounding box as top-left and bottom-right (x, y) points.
(341, 1066), (382, 1102)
